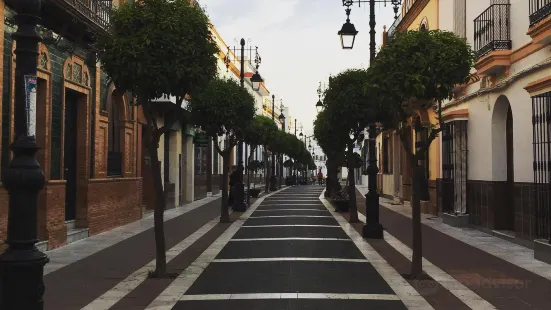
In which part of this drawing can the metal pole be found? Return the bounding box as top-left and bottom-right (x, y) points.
(294, 119), (297, 185)
(363, 0), (383, 239)
(280, 120), (285, 187)
(0, 0), (49, 308)
(269, 95), (277, 191)
(233, 38), (247, 211)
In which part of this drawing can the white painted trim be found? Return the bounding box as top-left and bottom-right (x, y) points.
(228, 237), (352, 241)
(318, 192), (434, 310)
(212, 257), (368, 263)
(248, 215), (332, 218)
(82, 216), (223, 310)
(145, 187), (289, 309)
(379, 229), (497, 310)
(241, 224), (340, 228)
(179, 293), (399, 301)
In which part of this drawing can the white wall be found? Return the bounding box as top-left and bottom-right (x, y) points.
(443, 0), (551, 183)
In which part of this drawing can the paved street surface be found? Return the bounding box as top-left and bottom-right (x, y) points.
(150, 185), (427, 310)
(41, 185), (551, 309)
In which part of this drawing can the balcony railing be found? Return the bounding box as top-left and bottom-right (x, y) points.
(53, 0), (112, 29)
(474, 3), (511, 58)
(530, 0), (551, 26)
(386, 14), (402, 43)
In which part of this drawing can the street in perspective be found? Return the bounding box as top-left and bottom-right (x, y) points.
(1, 0), (551, 309)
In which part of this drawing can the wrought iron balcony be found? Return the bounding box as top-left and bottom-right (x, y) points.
(44, 0), (112, 34)
(530, 0), (551, 26)
(474, 3), (511, 58)
(386, 14), (402, 44)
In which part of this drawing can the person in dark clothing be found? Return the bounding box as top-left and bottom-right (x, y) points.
(228, 166), (239, 206)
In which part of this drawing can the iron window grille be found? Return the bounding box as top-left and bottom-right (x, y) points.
(473, 1), (512, 58)
(441, 120), (468, 214)
(532, 92), (551, 240)
(529, 0), (551, 26)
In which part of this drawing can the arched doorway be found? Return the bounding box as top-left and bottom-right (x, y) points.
(492, 95), (515, 231)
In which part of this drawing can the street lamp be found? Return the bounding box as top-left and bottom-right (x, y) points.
(338, 6), (358, 49)
(278, 110), (286, 187)
(315, 81), (326, 113)
(250, 46), (263, 91)
(0, 0), (50, 308)
(337, 0), (401, 239)
(270, 94), (278, 191)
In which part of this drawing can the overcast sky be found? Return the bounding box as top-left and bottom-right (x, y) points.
(200, 0), (398, 136)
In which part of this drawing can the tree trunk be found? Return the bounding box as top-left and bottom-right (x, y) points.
(220, 153), (231, 223)
(410, 163), (423, 277)
(148, 134), (167, 277)
(264, 150), (269, 193)
(347, 143), (359, 222)
(325, 158), (332, 197)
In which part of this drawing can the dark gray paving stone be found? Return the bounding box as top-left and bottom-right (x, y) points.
(233, 226), (349, 239)
(173, 299), (407, 310)
(257, 206), (326, 211)
(244, 217), (338, 226)
(216, 240), (362, 259)
(185, 261), (395, 295)
(252, 210), (331, 216)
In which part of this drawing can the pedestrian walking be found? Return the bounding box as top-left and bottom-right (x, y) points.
(317, 170), (324, 185)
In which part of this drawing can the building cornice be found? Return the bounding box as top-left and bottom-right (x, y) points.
(397, 0), (430, 32)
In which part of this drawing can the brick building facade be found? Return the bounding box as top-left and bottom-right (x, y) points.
(0, 2), (142, 250)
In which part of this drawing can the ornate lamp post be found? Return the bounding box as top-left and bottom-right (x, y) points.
(278, 102), (286, 188)
(337, 0), (401, 239)
(270, 94), (278, 191)
(223, 39), (264, 211)
(0, 0), (50, 309)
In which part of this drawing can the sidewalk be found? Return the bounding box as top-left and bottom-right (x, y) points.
(355, 185), (551, 310)
(44, 194), (223, 310)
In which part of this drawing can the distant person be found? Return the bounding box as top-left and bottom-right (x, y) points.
(228, 166), (238, 206)
(317, 170), (323, 185)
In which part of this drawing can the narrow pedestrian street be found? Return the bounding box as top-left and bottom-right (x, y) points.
(148, 185), (426, 310)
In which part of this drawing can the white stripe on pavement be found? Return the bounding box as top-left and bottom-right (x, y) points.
(81, 215), (223, 310)
(179, 293), (399, 301)
(319, 192), (434, 310)
(212, 257), (368, 263)
(145, 187), (289, 309)
(254, 209), (328, 212)
(241, 224), (340, 228)
(248, 215), (332, 218)
(228, 237), (351, 241)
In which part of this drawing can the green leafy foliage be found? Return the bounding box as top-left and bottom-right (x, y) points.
(345, 152), (362, 169)
(283, 159), (294, 168)
(189, 77), (256, 151)
(243, 115), (279, 149)
(97, 0), (219, 101)
(324, 69), (388, 141)
(247, 160), (263, 173)
(366, 30), (476, 122)
(313, 109), (346, 157)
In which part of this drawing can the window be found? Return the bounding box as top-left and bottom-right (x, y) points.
(107, 98), (122, 176)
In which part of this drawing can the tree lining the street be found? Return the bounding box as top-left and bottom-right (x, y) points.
(189, 77), (256, 222)
(96, 0), (218, 278)
(365, 29), (476, 277)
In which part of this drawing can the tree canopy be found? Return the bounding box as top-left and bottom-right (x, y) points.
(366, 30), (476, 114)
(243, 115), (279, 149)
(313, 109), (346, 157)
(97, 0), (219, 103)
(189, 77), (256, 152)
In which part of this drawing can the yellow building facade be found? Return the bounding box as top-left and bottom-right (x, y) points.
(376, 0), (441, 214)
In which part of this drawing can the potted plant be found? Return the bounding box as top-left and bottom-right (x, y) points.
(332, 187), (350, 212)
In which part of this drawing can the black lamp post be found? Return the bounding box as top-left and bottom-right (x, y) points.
(270, 94), (278, 191)
(223, 39), (264, 211)
(278, 103), (286, 187)
(315, 81), (324, 113)
(338, 0), (401, 239)
(0, 0), (49, 309)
